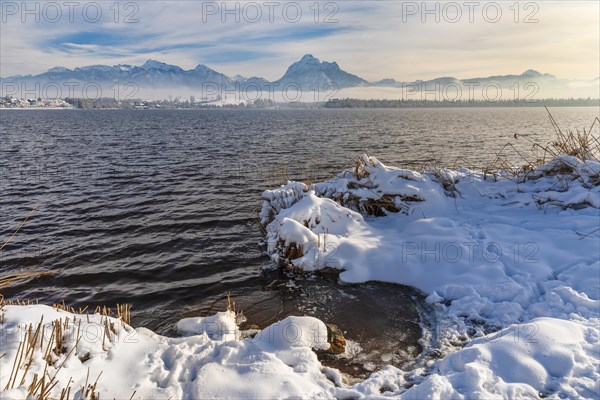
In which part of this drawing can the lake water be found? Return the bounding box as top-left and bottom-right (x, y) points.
(1, 107), (597, 375)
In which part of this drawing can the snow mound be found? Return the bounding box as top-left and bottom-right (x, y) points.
(405, 318), (599, 399)
(264, 191), (366, 270)
(176, 310), (239, 340)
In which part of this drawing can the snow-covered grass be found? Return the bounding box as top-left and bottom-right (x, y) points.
(0, 304), (339, 399)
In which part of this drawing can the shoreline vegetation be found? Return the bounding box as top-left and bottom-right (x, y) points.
(0, 96), (598, 110)
(1, 112), (598, 398)
(322, 97), (600, 109)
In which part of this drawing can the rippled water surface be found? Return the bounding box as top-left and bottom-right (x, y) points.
(1, 107), (597, 372)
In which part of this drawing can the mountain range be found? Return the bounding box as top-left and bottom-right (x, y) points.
(1, 54), (598, 101)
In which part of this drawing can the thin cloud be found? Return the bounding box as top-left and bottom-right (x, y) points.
(0, 1), (598, 81)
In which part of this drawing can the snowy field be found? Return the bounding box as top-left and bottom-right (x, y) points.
(1, 153), (599, 399)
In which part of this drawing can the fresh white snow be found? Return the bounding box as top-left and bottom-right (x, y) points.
(1, 154), (598, 399)
(1, 306), (337, 399)
(258, 153), (599, 398)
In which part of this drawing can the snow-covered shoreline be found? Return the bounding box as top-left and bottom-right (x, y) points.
(258, 153), (599, 397)
(1, 154), (598, 399)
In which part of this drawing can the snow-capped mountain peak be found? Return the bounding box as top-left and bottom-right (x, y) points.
(142, 59), (183, 72)
(47, 66), (71, 73)
(521, 69), (543, 77)
(277, 54), (368, 89)
(299, 54), (319, 64)
(194, 64), (212, 72)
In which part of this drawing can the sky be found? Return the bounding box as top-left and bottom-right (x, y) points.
(0, 1), (599, 81)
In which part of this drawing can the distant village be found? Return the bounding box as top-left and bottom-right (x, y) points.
(1, 95), (597, 110)
(0, 96), (71, 108)
(0, 96), (280, 109)
(64, 97), (279, 109)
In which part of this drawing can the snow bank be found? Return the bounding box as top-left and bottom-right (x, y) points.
(258, 154), (599, 398)
(0, 305), (336, 399)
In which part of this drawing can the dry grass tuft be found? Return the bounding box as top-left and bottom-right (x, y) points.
(282, 242), (304, 261)
(1, 305), (108, 399)
(331, 192), (407, 216)
(116, 303), (132, 325)
(2, 313), (86, 398)
(0, 205), (56, 290)
(0, 205), (37, 253)
(486, 108), (599, 180)
(78, 370), (102, 400)
(329, 153), (424, 216)
(227, 290), (233, 313)
(353, 153), (371, 180)
(0, 271), (54, 288)
(538, 107), (600, 162)
(1, 296), (39, 306)
(423, 158), (461, 198)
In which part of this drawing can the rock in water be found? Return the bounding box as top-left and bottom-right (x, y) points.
(323, 323), (346, 354)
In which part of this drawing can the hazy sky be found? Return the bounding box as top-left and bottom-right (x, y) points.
(1, 1), (598, 81)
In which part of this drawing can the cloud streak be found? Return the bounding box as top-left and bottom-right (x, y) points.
(0, 1), (598, 81)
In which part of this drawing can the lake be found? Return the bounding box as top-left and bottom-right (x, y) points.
(1, 107), (597, 376)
